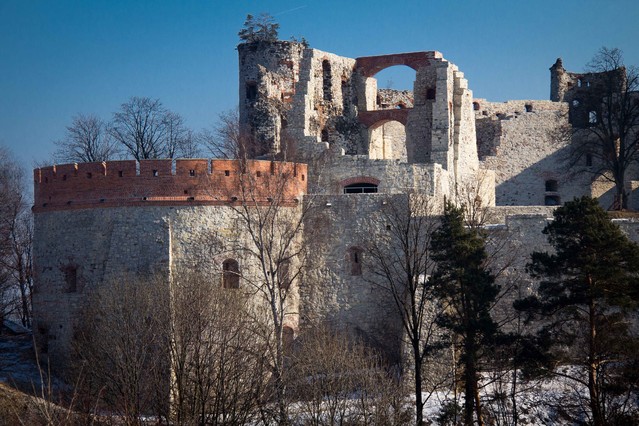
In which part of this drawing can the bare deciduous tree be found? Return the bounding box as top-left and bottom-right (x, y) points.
(53, 114), (119, 163)
(74, 275), (170, 423)
(200, 109), (262, 159)
(366, 193), (445, 426)
(290, 325), (412, 425)
(568, 47), (639, 210)
(222, 156), (315, 424)
(168, 269), (268, 425)
(110, 97), (195, 160)
(0, 147), (32, 327)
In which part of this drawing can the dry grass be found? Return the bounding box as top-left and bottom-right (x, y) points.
(0, 381), (48, 426)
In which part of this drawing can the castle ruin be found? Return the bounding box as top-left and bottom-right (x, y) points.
(31, 40), (639, 373)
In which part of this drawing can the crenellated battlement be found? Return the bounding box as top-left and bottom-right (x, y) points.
(33, 159), (307, 212)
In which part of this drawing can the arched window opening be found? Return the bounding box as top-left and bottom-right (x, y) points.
(545, 179), (559, 192)
(368, 119), (407, 161)
(322, 60), (332, 102)
(347, 247), (363, 276)
(370, 66), (415, 111)
(344, 182), (378, 194)
(473, 101), (480, 111)
(222, 259), (240, 289)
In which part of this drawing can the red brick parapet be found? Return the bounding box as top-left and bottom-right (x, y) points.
(33, 159), (308, 213)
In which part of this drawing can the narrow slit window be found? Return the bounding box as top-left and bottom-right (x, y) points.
(348, 247), (363, 276)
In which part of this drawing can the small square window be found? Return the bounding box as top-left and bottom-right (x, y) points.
(224, 170), (230, 177)
(189, 169), (196, 177)
(152, 170), (159, 177)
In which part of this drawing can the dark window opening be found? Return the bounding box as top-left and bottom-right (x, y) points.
(545, 179), (559, 192)
(426, 88), (436, 100)
(341, 80), (349, 111)
(62, 174), (67, 181)
(348, 247), (363, 276)
(189, 169), (195, 177)
(321, 128), (329, 142)
(322, 60), (332, 102)
(65, 266), (78, 293)
(152, 169), (159, 177)
(586, 153), (593, 166)
(256, 171), (261, 177)
(525, 104), (533, 112)
(278, 260), (291, 290)
(86, 172), (92, 179)
(118, 170), (124, 177)
(224, 170), (230, 176)
(545, 195), (561, 206)
(222, 259), (240, 289)
(344, 182), (378, 194)
(246, 82), (258, 102)
(38, 326), (49, 353)
(301, 174), (305, 181)
(473, 102), (480, 111)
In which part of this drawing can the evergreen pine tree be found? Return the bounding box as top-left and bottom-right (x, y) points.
(515, 196), (639, 426)
(430, 202), (500, 426)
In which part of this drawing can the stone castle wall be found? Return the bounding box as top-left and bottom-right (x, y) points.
(475, 100), (593, 205)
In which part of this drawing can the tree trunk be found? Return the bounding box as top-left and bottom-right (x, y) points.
(588, 295), (604, 426)
(413, 340), (424, 426)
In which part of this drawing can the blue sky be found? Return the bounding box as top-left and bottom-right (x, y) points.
(1, 0), (638, 166)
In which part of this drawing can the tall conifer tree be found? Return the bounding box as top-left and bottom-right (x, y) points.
(516, 196), (639, 426)
(430, 202), (500, 426)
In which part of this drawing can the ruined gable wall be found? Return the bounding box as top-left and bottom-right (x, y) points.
(286, 48), (359, 156)
(476, 100), (591, 205)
